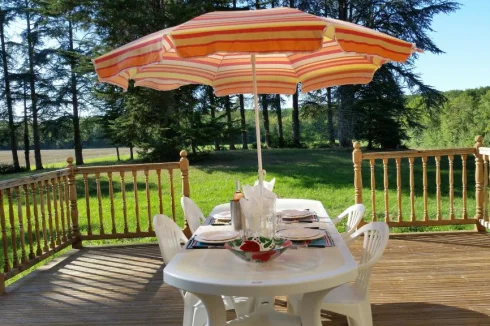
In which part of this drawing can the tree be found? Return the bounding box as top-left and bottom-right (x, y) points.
(260, 94), (272, 147)
(0, 3), (21, 170)
(273, 94), (285, 148)
(23, 0), (44, 169)
(239, 94), (248, 149)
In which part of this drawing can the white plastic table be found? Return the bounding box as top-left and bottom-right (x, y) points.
(164, 199), (358, 326)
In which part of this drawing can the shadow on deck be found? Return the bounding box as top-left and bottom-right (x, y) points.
(1, 232), (490, 325)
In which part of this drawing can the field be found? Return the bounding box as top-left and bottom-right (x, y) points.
(0, 148), (132, 168)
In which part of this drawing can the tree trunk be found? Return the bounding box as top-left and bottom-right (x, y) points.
(129, 145), (134, 160)
(23, 80), (30, 170)
(327, 87), (335, 145)
(261, 95), (271, 148)
(208, 86), (220, 151)
(25, 0), (43, 170)
(275, 94), (285, 148)
(68, 19), (84, 165)
(239, 94), (248, 149)
(0, 18), (20, 171)
(336, 1), (353, 148)
(225, 95), (235, 150)
(292, 86), (300, 147)
(337, 86), (354, 147)
(116, 147), (120, 161)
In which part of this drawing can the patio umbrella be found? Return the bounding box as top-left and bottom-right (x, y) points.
(93, 7), (418, 186)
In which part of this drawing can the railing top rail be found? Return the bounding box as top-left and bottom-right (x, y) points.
(362, 148), (476, 160)
(75, 162), (181, 174)
(0, 168), (71, 191)
(478, 146), (490, 156)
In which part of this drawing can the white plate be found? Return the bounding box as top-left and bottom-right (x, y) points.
(278, 209), (313, 220)
(276, 228), (324, 240)
(213, 211), (232, 220)
(195, 230), (239, 243)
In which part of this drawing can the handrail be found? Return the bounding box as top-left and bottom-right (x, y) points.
(0, 169), (71, 190)
(361, 148), (476, 160)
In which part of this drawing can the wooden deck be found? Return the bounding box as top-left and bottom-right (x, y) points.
(1, 232), (490, 325)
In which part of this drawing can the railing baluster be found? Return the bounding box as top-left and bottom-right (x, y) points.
(83, 173), (92, 235)
(6, 188), (19, 268)
(369, 159), (376, 222)
(57, 177), (67, 242)
(51, 179), (61, 246)
(31, 183), (42, 255)
(95, 172), (105, 235)
(144, 170), (152, 232)
(16, 187), (27, 264)
(24, 184), (34, 259)
(38, 181), (49, 253)
(132, 170), (141, 232)
(422, 156), (429, 222)
(0, 190), (10, 273)
(435, 156), (442, 221)
(408, 157), (416, 221)
(485, 154), (489, 221)
(108, 172), (116, 234)
(395, 157), (402, 222)
(63, 176), (72, 239)
(448, 155), (455, 220)
(169, 169), (176, 222)
(461, 154), (468, 219)
(45, 180), (55, 249)
(156, 169), (163, 214)
(382, 158), (389, 222)
(120, 172), (128, 233)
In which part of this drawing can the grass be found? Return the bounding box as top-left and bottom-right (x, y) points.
(0, 147), (481, 285)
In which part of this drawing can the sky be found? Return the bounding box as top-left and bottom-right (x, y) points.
(412, 0), (490, 92)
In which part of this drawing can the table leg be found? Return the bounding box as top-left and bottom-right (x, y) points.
(192, 292), (227, 326)
(299, 289), (331, 326)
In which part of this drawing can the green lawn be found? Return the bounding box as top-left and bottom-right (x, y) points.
(1, 147), (480, 285)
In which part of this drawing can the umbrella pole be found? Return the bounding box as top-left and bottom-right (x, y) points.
(251, 53), (264, 188)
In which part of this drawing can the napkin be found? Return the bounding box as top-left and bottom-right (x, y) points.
(239, 184), (277, 237)
(253, 177), (276, 191)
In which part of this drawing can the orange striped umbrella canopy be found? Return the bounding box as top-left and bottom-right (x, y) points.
(93, 8), (417, 96)
(93, 7), (418, 185)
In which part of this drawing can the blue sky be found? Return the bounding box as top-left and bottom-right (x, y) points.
(413, 0), (490, 91)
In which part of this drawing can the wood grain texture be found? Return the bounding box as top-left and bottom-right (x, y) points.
(2, 234), (490, 325)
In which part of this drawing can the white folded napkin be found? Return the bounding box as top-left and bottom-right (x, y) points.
(239, 184), (277, 237)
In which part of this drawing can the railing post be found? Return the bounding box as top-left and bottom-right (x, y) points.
(66, 157), (82, 248)
(353, 142), (363, 204)
(474, 135), (486, 232)
(0, 272), (4, 295)
(179, 150), (192, 237)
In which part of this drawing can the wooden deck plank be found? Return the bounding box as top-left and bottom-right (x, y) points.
(1, 233), (490, 325)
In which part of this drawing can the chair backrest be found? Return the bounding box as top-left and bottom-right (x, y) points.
(334, 204), (365, 237)
(350, 222), (389, 294)
(153, 214), (188, 264)
(181, 196), (206, 234)
(253, 177), (276, 191)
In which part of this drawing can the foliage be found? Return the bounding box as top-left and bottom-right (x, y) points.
(406, 87), (490, 148)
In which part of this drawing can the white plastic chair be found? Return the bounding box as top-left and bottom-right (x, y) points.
(330, 204), (366, 243)
(288, 222), (390, 326)
(181, 196), (206, 234)
(153, 214), (253, 325)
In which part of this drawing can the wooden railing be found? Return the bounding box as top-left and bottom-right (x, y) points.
(0, 150), (190, 293)
(0, 167), (78, 294)
(477, 145), (490, 230)
(353, 136), (488, 230)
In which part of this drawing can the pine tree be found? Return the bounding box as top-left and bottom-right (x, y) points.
(0, 3), (21, 170)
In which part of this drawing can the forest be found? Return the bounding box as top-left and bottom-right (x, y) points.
(3, 0), (488, 173)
